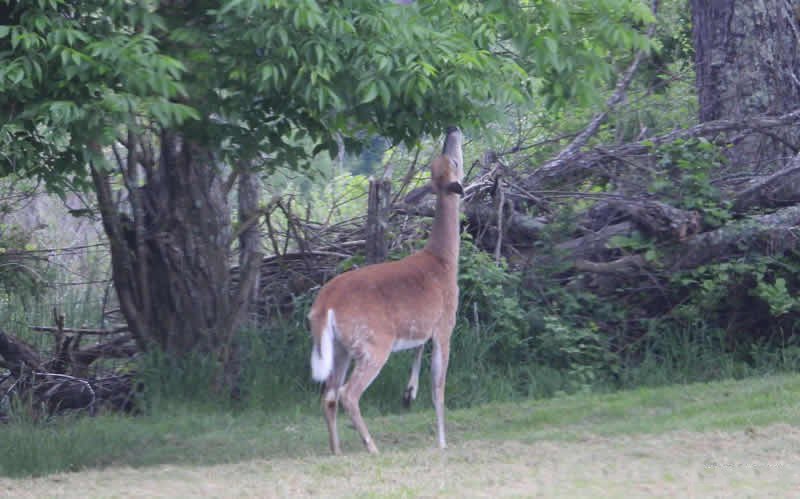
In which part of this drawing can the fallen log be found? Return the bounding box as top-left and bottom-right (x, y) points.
(397, 200), (548, 247)
(556, 222), (634, 261)
(0, 328), (42, 377)
(733, 152), (800, 213)
(667, 204), (800, 271)
(571, 204), (800, 280)
(585, 199), (702, 241)
(31, 372), (137, 415)
(0, 328), (140, 416)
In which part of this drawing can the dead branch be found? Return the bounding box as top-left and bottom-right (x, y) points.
(667, 204), (800, 271)
(70, 335), (138, 368)
(34, 372), (96, 415)
(586, 199), (702, 241)
(574, 255), (646, 274)
(570, 205), (800, 280)
(525, 108), (800, 190)
(733, 151), (800, 212)
(549, 0), (660, 168)
(0, 327), (140, 416)
(556, 222), (634, 261)
(30, 326), (129, 335)
(494, 180), (506, 262)
(0, 328), (42, 377)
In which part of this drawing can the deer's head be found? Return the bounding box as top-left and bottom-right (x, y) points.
(429, 155), (463, 196)
(405, 127), (464, 203)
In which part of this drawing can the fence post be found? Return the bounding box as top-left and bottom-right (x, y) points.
(365, 176), (391, 264)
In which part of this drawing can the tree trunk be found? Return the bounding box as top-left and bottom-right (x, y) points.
(143, 133), (232, 355)
(94, 131), (260, 359)
(691, 0), (800, 172)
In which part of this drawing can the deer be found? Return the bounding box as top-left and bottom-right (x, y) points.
(308, 127), (464, 455)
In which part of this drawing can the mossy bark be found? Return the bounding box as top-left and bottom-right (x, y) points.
(691, 0), (800, 172)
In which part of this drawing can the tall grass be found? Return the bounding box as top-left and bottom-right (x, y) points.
(132, 306), (800, 418)
(616, 321), (800, 389)
(0, 246), (109, 344)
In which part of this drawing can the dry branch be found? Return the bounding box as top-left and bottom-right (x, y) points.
(1, 325), (140, 417)
(30, 326), (129, 335)
(570, 205), (800, 281)
(70, 336), (138, 369)
(547, 0), (660, 171)
(524, 108), (800, 190)
(667, 204), (800, 271)
(574, 255), (646, 274)
(556, 222), (634, 261)
(733, 152), (800, 212)
(0, 328), (42, 377)
(586, 199), (702, 241)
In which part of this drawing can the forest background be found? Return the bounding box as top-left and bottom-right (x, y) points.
(2, 0), (800, 477)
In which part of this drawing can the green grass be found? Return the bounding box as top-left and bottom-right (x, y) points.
(2, 373), (798, 478)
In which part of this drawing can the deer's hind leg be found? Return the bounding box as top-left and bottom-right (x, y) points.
(339, 347), (391, 454)
(403, 344), (425, 408)
(322, 340), (350, 455)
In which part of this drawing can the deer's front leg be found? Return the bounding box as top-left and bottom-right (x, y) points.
(431, 337), (450, 450)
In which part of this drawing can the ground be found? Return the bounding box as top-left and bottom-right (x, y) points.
(3, 426), (798, 498)
(1, 375), (799, 497)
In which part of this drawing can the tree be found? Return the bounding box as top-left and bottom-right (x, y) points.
(691, 0), (800, 172)
(0, 0), (654, 363)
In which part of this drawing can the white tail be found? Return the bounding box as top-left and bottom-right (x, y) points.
(310, 309), (335, 381)
(308, 127), (464, 455)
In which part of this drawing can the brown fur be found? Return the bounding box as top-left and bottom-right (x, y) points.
(309, 132), (464, 455)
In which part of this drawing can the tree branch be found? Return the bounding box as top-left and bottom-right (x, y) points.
(733, 151), (800, 212)
(531, 0), (660, 188)
(525, 108), (800, 190)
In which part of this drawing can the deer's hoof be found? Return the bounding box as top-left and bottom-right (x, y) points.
(402, 387), (414, 409)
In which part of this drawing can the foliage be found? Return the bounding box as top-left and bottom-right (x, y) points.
(455, 236), (624, 391)
(647, 138), (731, 227)
(609, 59), (698, 142)
(507, 0), (656, 107)
(0, 0), (658, 186)
(0, 0), (656, 360)
(668, 254), (800, 343)
(0, 2), (193, 192)
(0, 222), (43, 296)
(0, 179), (49, 298)
(457, 237), (526, 353)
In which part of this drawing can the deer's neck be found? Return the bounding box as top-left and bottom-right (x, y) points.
(424, 193), (461, 267)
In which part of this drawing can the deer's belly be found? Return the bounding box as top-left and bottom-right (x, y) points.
(392, 337), (428, 352)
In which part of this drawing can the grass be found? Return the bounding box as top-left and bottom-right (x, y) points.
(2, 372), (798, 478)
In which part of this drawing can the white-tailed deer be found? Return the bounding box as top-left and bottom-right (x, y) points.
(309, 127), (464, 455)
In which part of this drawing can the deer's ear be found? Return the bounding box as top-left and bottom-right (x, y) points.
(446, 181), (464, 196)
(404, 184), (434, 204)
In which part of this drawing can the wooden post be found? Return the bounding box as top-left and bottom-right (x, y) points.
(365, 176), (391, 264)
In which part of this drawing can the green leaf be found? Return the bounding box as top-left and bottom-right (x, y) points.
(360, 81), (378, 104)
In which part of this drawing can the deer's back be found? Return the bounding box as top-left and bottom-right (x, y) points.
(309, 251), (458, 347)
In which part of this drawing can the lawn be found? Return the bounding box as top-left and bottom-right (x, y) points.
(1, 374), (799, 497)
